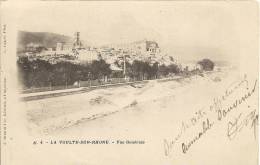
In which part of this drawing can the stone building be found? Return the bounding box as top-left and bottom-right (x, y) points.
(106, 39), (160, 55)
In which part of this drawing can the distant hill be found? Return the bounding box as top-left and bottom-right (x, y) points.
(17, 31), (73, 53)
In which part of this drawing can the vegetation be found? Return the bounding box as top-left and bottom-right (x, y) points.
(197, 59), (215, 71)
(115, 60), (180, 80)
(17, 57), (182, 88)
(17, 57), (110, 88)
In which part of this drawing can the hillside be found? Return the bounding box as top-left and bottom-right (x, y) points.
(17, 31), (73, 53)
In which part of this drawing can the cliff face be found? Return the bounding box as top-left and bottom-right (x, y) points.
(17, 31), (73, 54)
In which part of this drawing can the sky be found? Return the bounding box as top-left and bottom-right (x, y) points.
(3, 1), (259, 63)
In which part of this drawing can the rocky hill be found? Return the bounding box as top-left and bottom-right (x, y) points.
(17, 31), (73, 54)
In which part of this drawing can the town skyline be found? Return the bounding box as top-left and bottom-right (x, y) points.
(8, 1), (257, 64)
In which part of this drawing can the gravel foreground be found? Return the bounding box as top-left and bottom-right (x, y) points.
(21, 68), (258, 165)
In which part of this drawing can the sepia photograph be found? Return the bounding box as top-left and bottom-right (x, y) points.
(1, 1), (259, 165)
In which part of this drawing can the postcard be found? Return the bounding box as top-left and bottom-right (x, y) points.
(0, 1), (258, 165)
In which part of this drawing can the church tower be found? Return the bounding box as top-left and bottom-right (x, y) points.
(73, 32), (83, 49)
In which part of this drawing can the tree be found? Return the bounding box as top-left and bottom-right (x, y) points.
(158, 64), (169, 77)
(131, 60), (156, 80)
(80, 63), (92, 81)
(51, 62), (72, 86)
(197, 59), (215, 71)
(17, 58), (53, 88)
(90, 59), (111, 80)
(17, 57), (32, 88)
(142, 61), (151, 80)
(131, 60), (142, 80)
(151, 62), (159, 79)
(123, 61), (133, 78)
(167, 64), (180, 74)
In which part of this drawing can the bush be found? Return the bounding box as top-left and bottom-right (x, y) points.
(197, 59), (215, 71)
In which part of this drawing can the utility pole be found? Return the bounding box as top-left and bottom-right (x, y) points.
(88, 72), (91, 87)
(123, 54), (126, 80)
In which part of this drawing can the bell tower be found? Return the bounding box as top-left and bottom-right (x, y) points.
(73, 32), (83, 49)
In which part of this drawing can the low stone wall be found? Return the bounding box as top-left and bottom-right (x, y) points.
(21, 81), (148, 102)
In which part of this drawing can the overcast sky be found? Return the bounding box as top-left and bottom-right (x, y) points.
(4, 1), (258, 63)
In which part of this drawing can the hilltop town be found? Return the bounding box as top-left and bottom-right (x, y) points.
(18, 32), (183, 71)
(16, 31), (218, 92)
